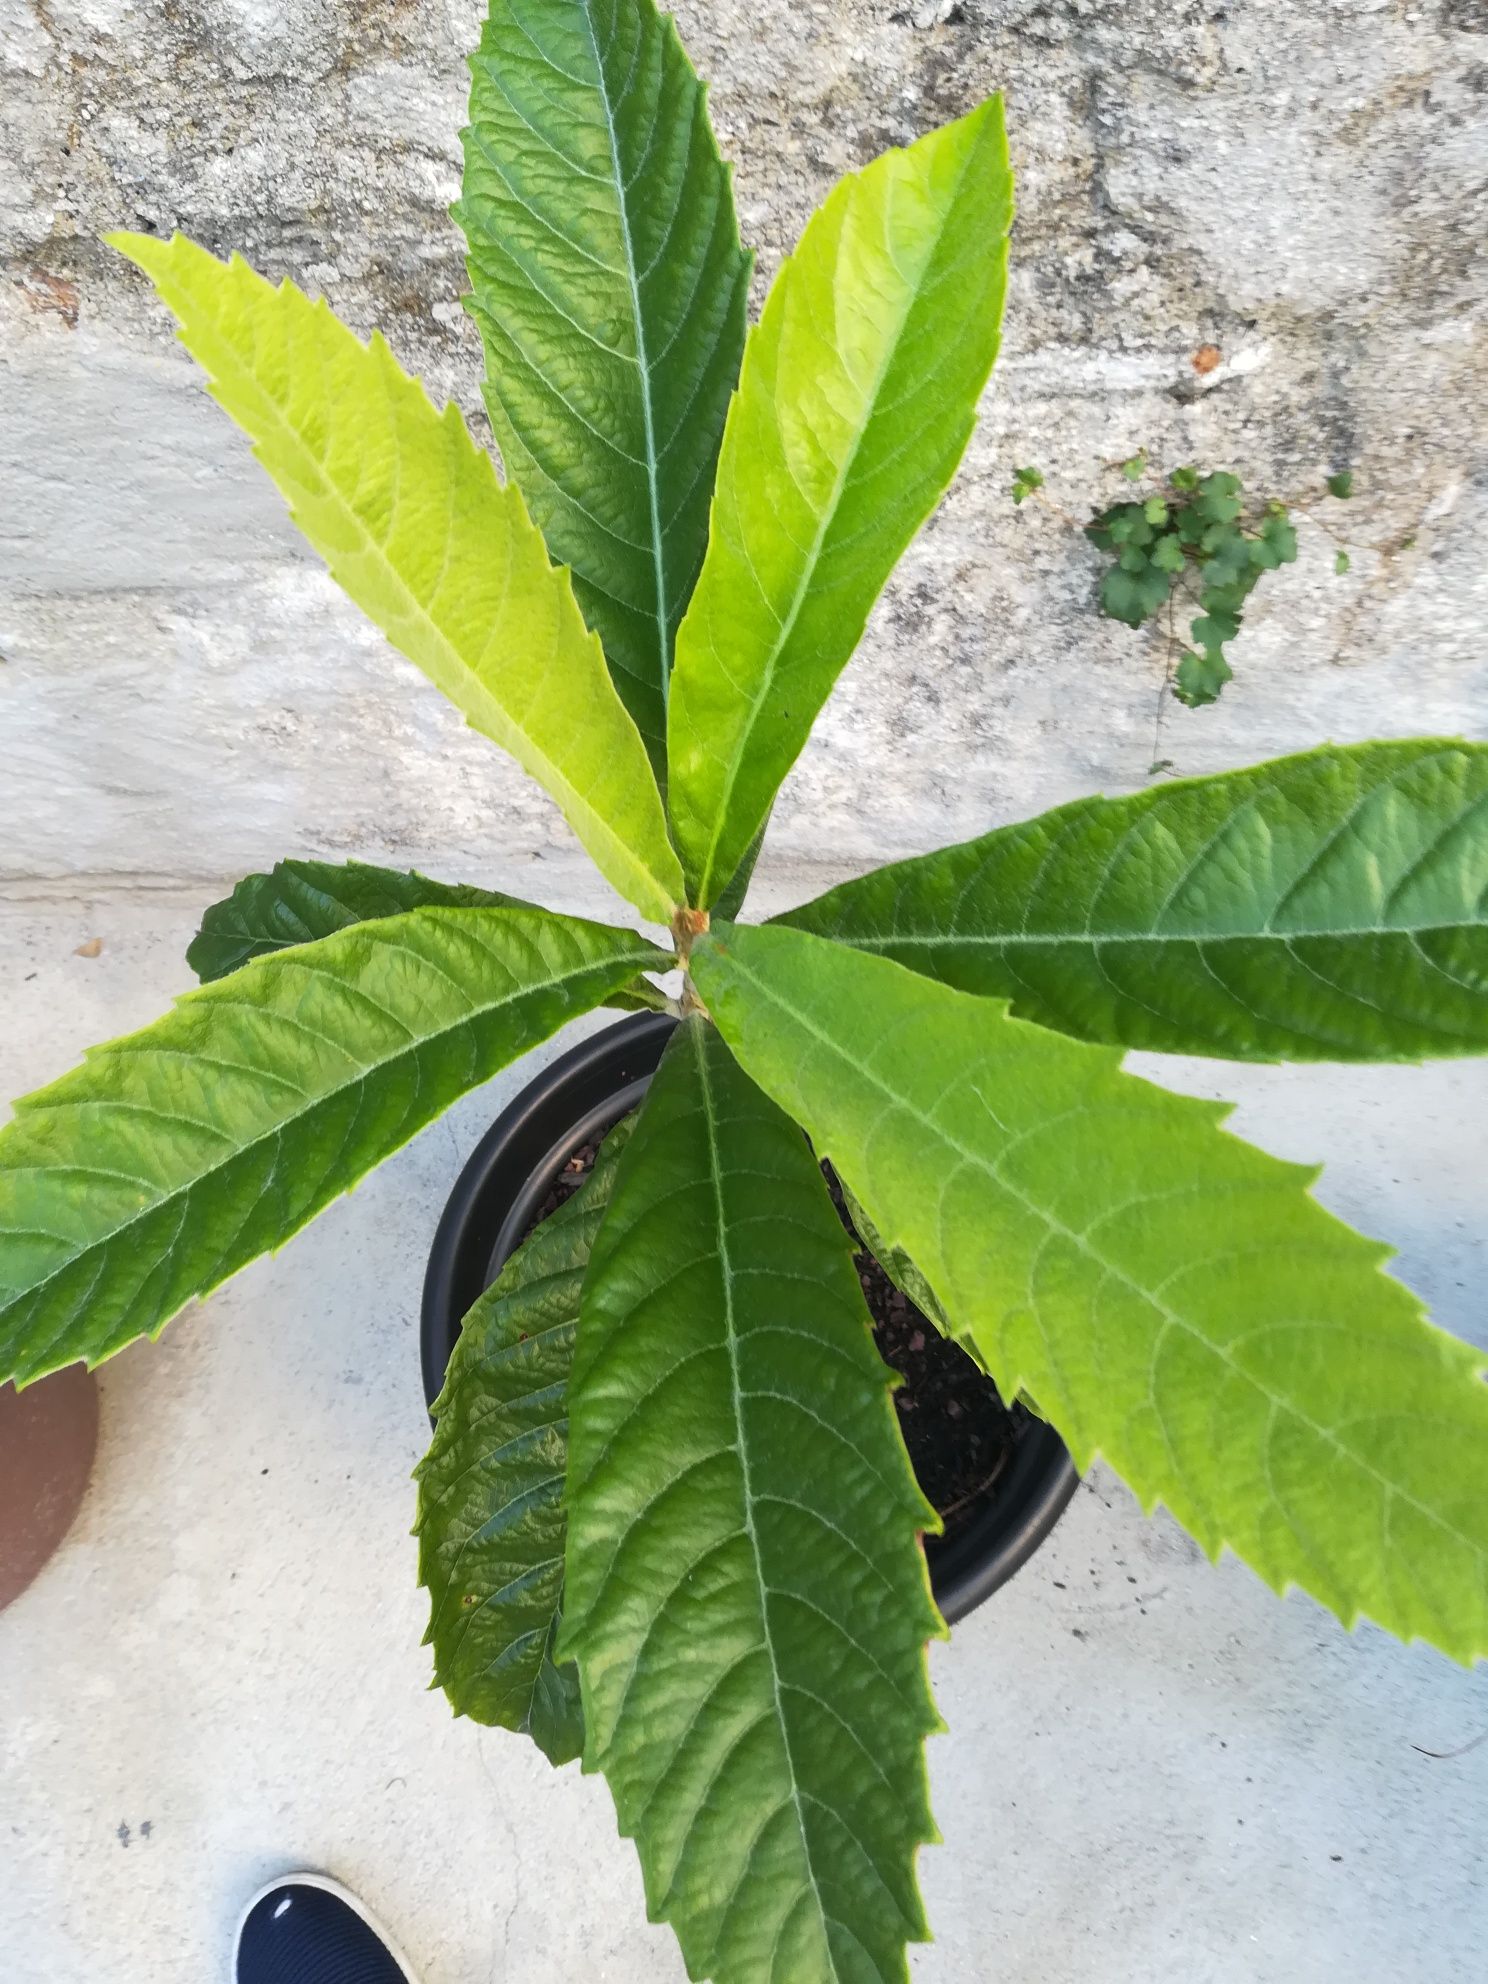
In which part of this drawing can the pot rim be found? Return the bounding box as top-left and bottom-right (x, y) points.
(420, 1011), (1077, 1625)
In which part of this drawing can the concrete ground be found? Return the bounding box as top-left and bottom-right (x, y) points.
(1, 883), (1486, 1984)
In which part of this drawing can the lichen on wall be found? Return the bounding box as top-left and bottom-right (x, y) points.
(3, 0), (1484, 892)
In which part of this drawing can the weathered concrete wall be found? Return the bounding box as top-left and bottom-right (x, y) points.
(3, 0), (1486, 903)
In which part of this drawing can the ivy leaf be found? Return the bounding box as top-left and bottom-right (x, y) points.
(458, 0), (751, 769)
(187, 859), (667, 1013)
(562, 1018), (943, 1984)
(1257, 510), (1299, 565)
(1170, 465), (1200, 492)
(692, 923), (1488, 1668)
(1151, 532), (1186, 574)
(416, 1116), (635, 1766)
(1142, 495), (1169, 526)
(1119, 450), (1146, 481)
(1173, 645), (1232, 707)
(1101, 561), (1170, 626)
(109, 233), (684, 923)
(1190, 606), (1242, 648)
(1327, 469), (1355, 500)
(666, 98), (1013, 905)
(1011, 463), (1044, 504)
(0, 907), (663, 1386)
(1336, 549), (1353, 576)
(1201, 530), (1254, 590)
(774, 740), (1488, 1061)
(1195, 470), (1243, 524)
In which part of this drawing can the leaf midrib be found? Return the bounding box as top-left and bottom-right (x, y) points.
(819, 916), (1484, 949)
(691, 132), (986, 904)
(704, 943), (1488, 1581)
(689, 1020), (836, 1966)
(0, 938), (655, 1352)
(576, 0), (672, 718)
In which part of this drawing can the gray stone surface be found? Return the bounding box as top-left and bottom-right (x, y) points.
(4, 0), (1485, 893)
(3, 3), (1488, 1981)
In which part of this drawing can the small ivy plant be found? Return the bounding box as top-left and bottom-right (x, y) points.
(1018, 454), (1357, 707)
(3, 5), (1487, 1982)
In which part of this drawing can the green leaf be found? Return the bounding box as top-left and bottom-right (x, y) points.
(1190, 606), (1242, 648)
(0, 907), (663, 1387)
(1327, 469), (1355, 500)
(1335, 549), (1353, 576)
(187, 859), (668, 1013)
(109, 232), (684, 923)
(1119, 451), (1146, 482)
(416, 1116), (635, 1766)
(1195, 470), (1243, 524)
(692, 923), (1488, 1666)
(562, 1017), (943, 1983)
(1011, 464), (1044, 504)
(1173, 645), (1232, 707)
(666, 98), (1013, 905)
(188, 859), (526, 981)
(458, 0), (751, 768)
(1100, 561), (1170, 626)
(1142, 495), (1168, 526)
(774, 741), (1488, 1061)
(1258, 510), (1298, 565)
(1151, 532), (1186, 574)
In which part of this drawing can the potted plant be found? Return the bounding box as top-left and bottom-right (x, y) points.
(3, 4), (1485, 1980)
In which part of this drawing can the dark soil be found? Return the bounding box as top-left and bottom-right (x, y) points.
(515, 1121), (1022, 1547)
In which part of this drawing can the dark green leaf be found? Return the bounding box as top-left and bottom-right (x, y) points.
(188, 860), (525, 981)
(417, 1117), (635, 1765)
(188, 859), (667, 1013)
(458, 0), (751, 766)
(562, 1018), (943, 1983)
(774, 740), (1488, 1061)
(1327, 470), (1355, 500)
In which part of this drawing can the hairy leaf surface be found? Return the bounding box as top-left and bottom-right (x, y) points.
(562, 1018), (943, 1983)
(0, 909), (662, 1386)
(460, 0), (750, 766)
(693, 923), (1488, 1665)
(187, 859), (668, 1012)
(417, 1118), (634, 1765)
(667, 99), (1013, 904)
(779, 741), (1488, 1061)
(110, 232), (683, 921)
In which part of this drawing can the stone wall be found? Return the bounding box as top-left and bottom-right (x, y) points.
(4, 0), (1485, 903)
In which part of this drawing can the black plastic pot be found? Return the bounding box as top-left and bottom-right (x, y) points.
(421, 1012), (1078, 1625)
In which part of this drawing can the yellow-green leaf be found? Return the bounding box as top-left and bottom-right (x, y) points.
(693, 923), (1488, 1666)
(666, 99), (1013, 904)
(110, 232), (685, 921)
